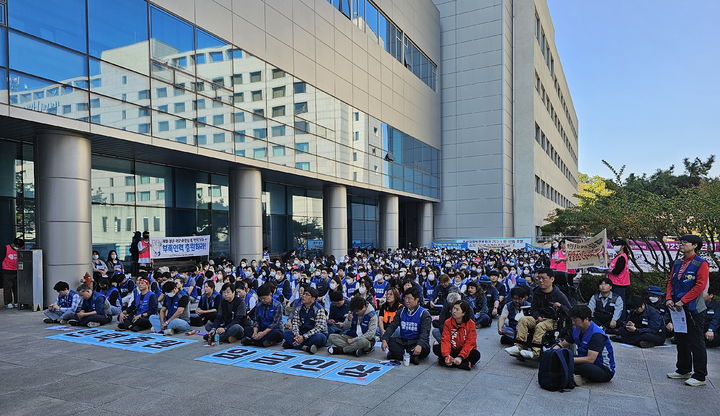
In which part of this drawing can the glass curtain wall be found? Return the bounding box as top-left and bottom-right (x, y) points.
(0, 139), (35, 248)
(348, 196), (378, 249)
(262, 183), (323, 256)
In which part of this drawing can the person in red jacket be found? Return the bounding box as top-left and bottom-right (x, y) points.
(432, 300), (481, 370)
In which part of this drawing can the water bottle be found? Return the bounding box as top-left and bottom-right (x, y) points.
(213, 332), (220, 346)
(403, 351), (410, 366)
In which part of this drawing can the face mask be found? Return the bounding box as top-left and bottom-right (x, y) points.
(359, 286), (367, 294)
(315, 271), (321, 276)
(261, 271), (266, 277)
(375, 275), (383, 282)
(553, 242), (559, 248)
(649, 296), (659, 303)
(241, 262), (246, 267)
(275, 262), (280, 267)
(111, 254), (117, 259)
(275, 274), (283, 281)
(93, 255), (99, 260)
(329, 282), (338, 290)
(359, 272), (366, 277)
(399, 272), (406, 277)
(428, 273), (435, 281)
(613, 246), (622, 253)
(166, 292), (176, 298)
(524, 269), (530, 274)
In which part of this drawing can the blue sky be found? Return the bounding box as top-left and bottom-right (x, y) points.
(546, 0), (720, 179)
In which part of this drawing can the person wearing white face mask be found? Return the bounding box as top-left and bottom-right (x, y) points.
(150, 280), (191, 335)
(91, 250), (108, 275)
(272, 269), (292, 304)
(374, 273), (388, 303)
(105, 250), (124, 276)
(605, 239), (631, 300)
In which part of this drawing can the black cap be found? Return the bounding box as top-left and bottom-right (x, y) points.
(679, 234), (703, 250)
(611, 239), (627, 246)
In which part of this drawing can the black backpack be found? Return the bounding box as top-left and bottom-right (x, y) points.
(538, 348), (575, 391)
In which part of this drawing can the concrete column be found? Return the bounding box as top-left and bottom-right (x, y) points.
(230, 168), (262, 262)
(418, 202), (434, 248)
(36, 131), (92, 303)
(379, 194), (399, 251)
(323, 184), (347, 260)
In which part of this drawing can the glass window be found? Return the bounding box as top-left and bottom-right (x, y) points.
(88, 0), (149, 73)
(174, 102), (185, 113)
(272, 86), (285, 98)
(295, 142), (309, 153)
(253, 128), (267, 139)
(9, 0), (87, 52)
(9, 32), (88, 85)
(213, 114), (224, 125)
(150, 6), (194, 70)
(294, 102), (308, 114)
(293, 82), (306, 94)
(213, 132), (225, 143)
(272, 68), (285, 79)
(271, 125), (285, 137)
(251, 90), (262, 101)
(157, 121), (169, 131)
(232, 74), (243, 85)
(253, 147), (267, 159)
(272, 145), (285, 157)
(271, 105), (285, 117)
(250, 71), (262, 82)
(175, 119), (186, 129)
(232, 92), (244, 104)
(295, 162), (310, 171)
(365, 1), (379, 40)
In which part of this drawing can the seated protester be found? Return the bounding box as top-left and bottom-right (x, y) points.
(505, 268), (571, 359)
(114, 273), (136, 310)
(432, 292), (462, 343)
(488, 270), (507, 305)
(282, 286), (328, 354)
(106, 250), (124, 276)
(422, 272), (438, 305)
(43, 281), (81, 324)
(374, 272), (389, 304)
(96, 278), (122, 316)
(342, 271), (359, 298)
(432, 300), (481, 370)
(194, 270), (214, 300)
(355, 277), (376, 307)
(327, 291), (350, 335)
(611, 295), (665, 348)
(193, 280), (222, 330)
(312, 268), (330, 302)
(205, 283), (248, 344)
(381, 286), (432, 364)
(704, 291), (720, 348)
(272, 268), (293, 305)
(498, 286), (531, 344)
(587, 277), (623, 334)
(243, 284), (285, 347)
(429, 274), (452, 314)
(451, 273), (466, 293)
(328, 296), (378, 357)
(465, 282), (491, 328)
(69, 284), (112, 327)
(118, 277), (158, 331)
(150, 281), (190, 335)
(91, 250), (108, 276)
(554, 305), (615, 384)
(378, 287), (402, 338)
(478, 276), (501, 318)
(647, 285), (673, 337)
(285, 285), (306, 330)
(236, 279), (257, 319)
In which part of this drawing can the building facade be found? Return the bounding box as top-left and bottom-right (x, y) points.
(0, 0), (577, 301)
(432, 0), (579, 240)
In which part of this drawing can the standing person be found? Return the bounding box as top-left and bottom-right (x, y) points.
(665, 234), (710, 387)
(2, 238), (24, 308)
(129, 231), (141, 275)
(432, 300), (481, 370)
(137, 231), (152, 271)
(549, 240), (567, 272)
(606, 239), (631, 300)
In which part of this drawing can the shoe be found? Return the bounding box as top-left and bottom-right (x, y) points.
(68, 319), (80, 326)
(5, 303), (14, 309)
(163, 329), (174, 336)
(227, 336), (238, 343)
(43, 318), (55, 324)
(504, 345), (521, 357)
(685, 378), (707, 387)
(262, 340), (273, 347)
(667, 371), (692, 379)
(327, 346), (337, 355)
(307, 344), (317, 354)
(638, 341), (652, 348)
(410, 355), (420, 365)
(241, 337), (252, 346)
(460, 361), (472, 371)
(87, 322), (101, 328)
(520, 350), (536, 360)
(354, 349), (362, 357)
(60, 320), (69, 325)
(282, 342), (293, 349)
(573, 374), (585, 386)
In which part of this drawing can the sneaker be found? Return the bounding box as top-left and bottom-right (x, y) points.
(610, 335), (623, 343)
(504, 345), (521, 357)
(43, 318), (55, 324)
(282, 342), (293, 349)
(68, 319), (80, 326)
(241, 337), (252, 346)
(163, 329), (174, 336)
(519, 350), (536, 360)
(5, 303), (14, 309)
(86, 322), (101, 328)
(573, 374), (585, 386)
(410, 355), (420, 365)
(227, 336), (238, 343)
(460, 361), (472, 371)
(327, 346), (337, 355)
(685, 378), (707, 387)
(60, 320), (69, 325)
(262, 340), (273, 347)
(638, 341), (653, 348)
(667, 371), (692, 379)
(308, 344), (318, 354)
(354, 349), (362, 357)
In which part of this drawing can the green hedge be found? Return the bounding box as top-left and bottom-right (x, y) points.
(577, 271), (720, 302)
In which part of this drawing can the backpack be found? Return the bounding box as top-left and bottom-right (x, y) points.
(538, 348), (575, 391)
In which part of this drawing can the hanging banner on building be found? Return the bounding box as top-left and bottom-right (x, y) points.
(525, 243), (551, 253)
(463, 238), (532, 251)
(566, 230), (608, 269)
(150, 235), (211, 259)
(431, 242), (469, 250)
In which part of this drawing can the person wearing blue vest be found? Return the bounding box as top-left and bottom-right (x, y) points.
(611, 295), (665, 348)
(328, 296), (378, 357)
(381, 286), (432, 364)
(117, 277), (158, 331)
(665, 234), (710, 387)
(192, 280), (221, 329)
(97, 278), (122, 316)
(150, 281), (190, 335)
(113, 273), (136, 310)
(422, 273), (437, 304)
(465, 282), (491, 327)
(703, 291), (720, 348)
(68, 284), (112, 327)
(554, 305), (615, 385)
(374, 272), (388, 304)
(234, 280), (256, 336)
(498, 286), (531, 345)
(243, 284), (284, 347)
(479, 275), (501, 318)
(282, 286), (328, 354)
(43, 281), (81, 324)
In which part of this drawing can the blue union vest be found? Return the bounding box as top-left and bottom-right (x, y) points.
(671, 256), (708, 313)
(345, 310), (376, 337)
(257, 299), (282, 330)
(58, 290), (78, 308)
(572, 321), (615, 373)
(399, 306), (426, 341)
(164, 289), (189, 321)
(133, 291), (153, 315)
(298, 301), (323, 334)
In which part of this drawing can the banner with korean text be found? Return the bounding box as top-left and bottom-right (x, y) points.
(566, 230), (608, 269)
(150, 235), (211, 259)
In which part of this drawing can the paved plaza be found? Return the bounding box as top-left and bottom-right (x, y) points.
(1, 309), (719, 416)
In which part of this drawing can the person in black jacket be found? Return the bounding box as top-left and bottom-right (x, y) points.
(611, 295), (665, 348)
(205, 282), (248, 344)
(703, 292), (720, 348)
(505, 268), (571, 359)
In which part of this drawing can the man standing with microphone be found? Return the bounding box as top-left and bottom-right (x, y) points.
(665, 234), (709, 387)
